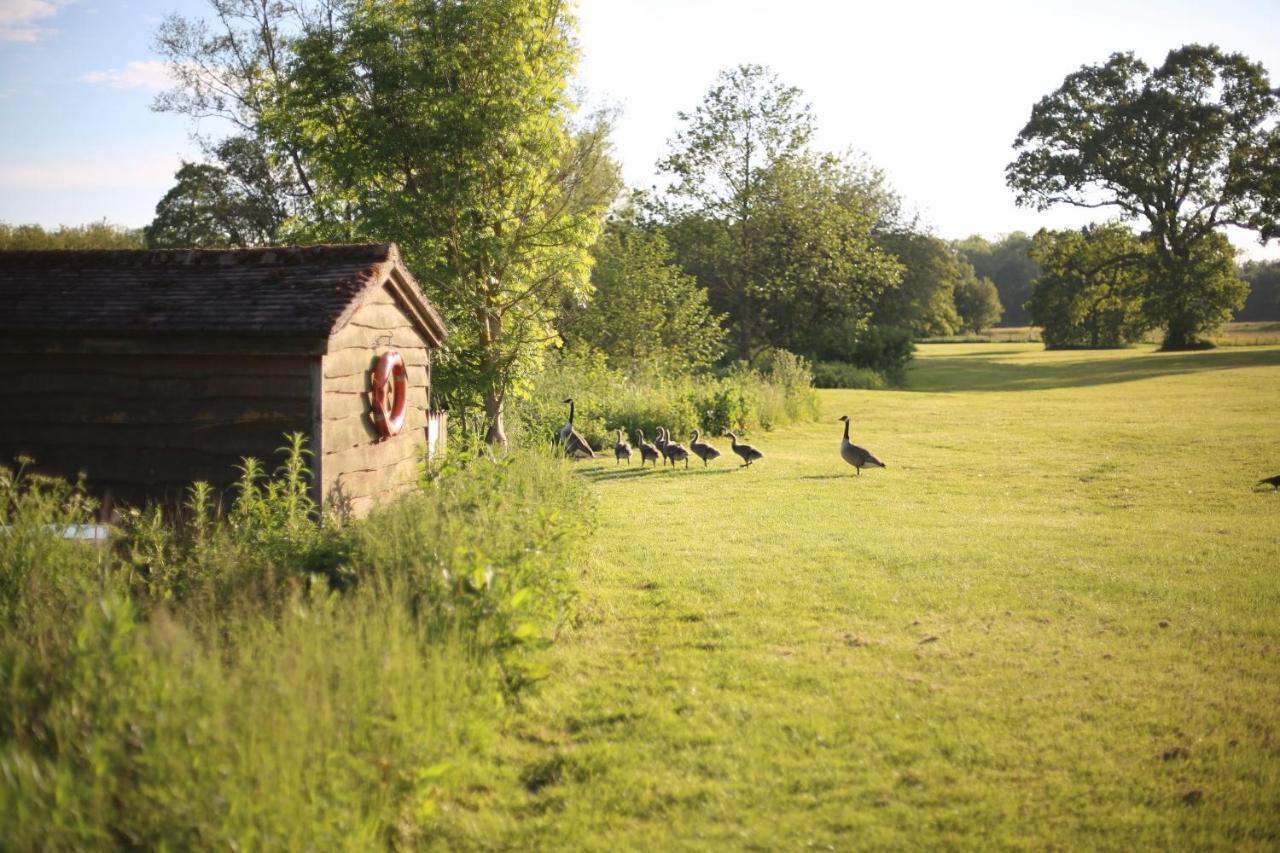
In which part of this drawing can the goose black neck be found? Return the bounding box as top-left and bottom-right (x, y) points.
(842, 419), (850, 441)
(568, 399), (575, 424)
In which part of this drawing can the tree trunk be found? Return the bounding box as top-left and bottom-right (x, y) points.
(737, 291), (753, 361)
(1161, 316), (1203, 351)
(483, 384), (507, 446)
(479, 300), (508, 446)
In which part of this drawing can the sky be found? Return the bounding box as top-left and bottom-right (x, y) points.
(1, 0), (1278, 258)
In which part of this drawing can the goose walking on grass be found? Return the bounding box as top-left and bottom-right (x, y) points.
(689, 431), (721, 467)
(558, 397), (595, 459)
(838, 415), (885, 475)
(614, 429), (632, 465)
(725, 430), (763, 467)
(662, 429), (691, 469)
(636, 429), (661, 467)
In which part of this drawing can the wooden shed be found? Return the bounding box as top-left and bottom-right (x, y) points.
(0, 243), (447, 516)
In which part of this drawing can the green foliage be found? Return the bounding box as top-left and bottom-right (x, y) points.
(146, 137), (291, 248)
(873, 231), (964, 337)
(359, 448), (588, 693)
(562, 218), (726, 371)
(1029, 225), (1155, 349)
(109, 434), (351, 609)
(953, 274), (1003, 334)
(848, 325), (916, 383)
(0, 461), (101, 624)
(1236, 260), (1280, 321)
(954, 232), (1040, 326)
(811, 361), (887, 389)
(751, 154), (903, 359)
(656, 62), (808, 359)
(1141, 232), (1246, 348)
(0, 441), (588, 845)
(283, 0), (616, 443)
(0, 220), (144, 250)
(1007, 44), (1279, 348)
(514, 347), (819, 451)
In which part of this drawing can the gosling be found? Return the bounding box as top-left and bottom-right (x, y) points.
(636, 429), (661, 467)
(725, 431), (763, 467)
(689, 430), (722, 467)
(613, 429), (632, 465)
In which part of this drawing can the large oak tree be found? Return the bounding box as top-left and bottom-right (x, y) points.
(1007, 44), (1278, 349)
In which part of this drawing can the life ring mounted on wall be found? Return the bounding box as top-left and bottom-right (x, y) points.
(371, 350), (408, 439)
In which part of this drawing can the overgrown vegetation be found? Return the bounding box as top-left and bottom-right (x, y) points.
(0, 220), (144, 250)
(0, 439), (590, 846)
(513, 347), (820, 450)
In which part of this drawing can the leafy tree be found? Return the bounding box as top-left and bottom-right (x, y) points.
(953, 274), (1003, 334)
(157, 0), (618, 445)
(1138, 231), (1244, 340)
(657, 64), (815, 359)
(954, 232), (1039, 325)
(0, 221), (144, 249)
(154, 0), (320, 229)
(1236, 259), (1280, 321)
(872, 231), (964, 337)
(291, 1), (619, 444)
(749, 153), (901, 360)
(146, 137), (290, 248)
(1007, 44), (1278, 349)
(656, 67), (899, 362)
(562, 219), (726, 371)
(1027, 225), (1153, 348)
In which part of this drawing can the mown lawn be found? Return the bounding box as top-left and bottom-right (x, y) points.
(436, 343), (1280, 850)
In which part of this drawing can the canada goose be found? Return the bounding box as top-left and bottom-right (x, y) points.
(838, 415), (885, 475)
(654, 426), (669, 457)
(563, 428), (596, 459)
(636, 429), (661, 467)
(1258, 474), (1280, 490)
(725, 430), (763, 467)
(663, 430), (691, 469)
(558, 398), (576, 444)
(614, 429), (632, 465)
(689, 430), (721, 467)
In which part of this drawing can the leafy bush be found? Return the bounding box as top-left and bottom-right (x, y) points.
(0, 460), (103, 624)
(812, 361), (888, 389)
(514, 346), (819, 450)
(0, 437), (590, 846)
(850, 326), (915, 383)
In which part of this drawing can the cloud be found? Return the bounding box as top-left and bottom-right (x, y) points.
(80, 60), (176, 91)
(0, 155), (181, 190)
(0, 0), (66, 43)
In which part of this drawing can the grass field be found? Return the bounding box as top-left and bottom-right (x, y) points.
(925, 321), (1280, 347)
(433, 343), (1280, 850)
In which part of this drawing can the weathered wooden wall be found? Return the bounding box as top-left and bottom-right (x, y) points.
(321, 282), (432, 516)
(0, 353), (314, 509)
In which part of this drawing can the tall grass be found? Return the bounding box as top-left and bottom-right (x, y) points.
(0, 437), (590, 847)
(514, 347), (820, 449)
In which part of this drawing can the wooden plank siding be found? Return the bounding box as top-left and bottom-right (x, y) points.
(0, 353), (314, 509)
(319, 281), (433, 516)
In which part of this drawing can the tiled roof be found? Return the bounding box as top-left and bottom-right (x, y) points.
(0, 243), (445, 342)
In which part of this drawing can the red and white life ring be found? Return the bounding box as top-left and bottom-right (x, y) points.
(371, 350), (408, 438)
